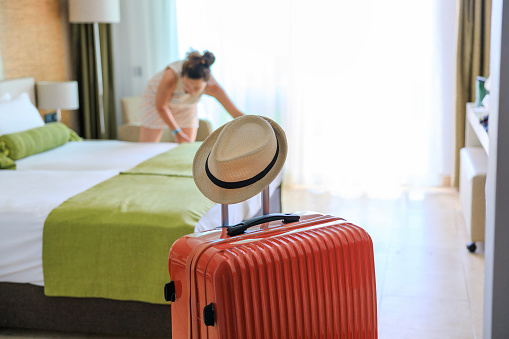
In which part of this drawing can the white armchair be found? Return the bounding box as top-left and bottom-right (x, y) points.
(117, 96), (213, 142)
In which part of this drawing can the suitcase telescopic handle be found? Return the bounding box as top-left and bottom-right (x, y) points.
(227, 213), (300, 236)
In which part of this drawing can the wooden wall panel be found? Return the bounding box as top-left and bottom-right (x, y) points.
(0, 0), (66, 81)
(0, 0), (76, 127)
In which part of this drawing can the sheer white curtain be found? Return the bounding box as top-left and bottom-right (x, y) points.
(176, 0), (292, 130)
(177, 0), (456, 196)
(112, 0), (179, 123)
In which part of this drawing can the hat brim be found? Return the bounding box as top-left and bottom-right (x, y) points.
(193, 116), (287, 204)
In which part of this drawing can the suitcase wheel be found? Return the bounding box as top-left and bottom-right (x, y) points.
(467, 242), (477, 253)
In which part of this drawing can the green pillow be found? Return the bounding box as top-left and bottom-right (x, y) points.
(0, 122), (82, 162)
(0, 153), (15, 169)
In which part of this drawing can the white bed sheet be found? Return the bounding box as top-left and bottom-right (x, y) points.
(15, 140), (178, 171)
(0, 170), (119, 286)
(0, 170), (281, 286)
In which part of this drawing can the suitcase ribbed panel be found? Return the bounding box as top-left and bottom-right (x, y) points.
(208, 221), (377, 339)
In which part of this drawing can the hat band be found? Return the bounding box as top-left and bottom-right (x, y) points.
(205, 140), (279, 190)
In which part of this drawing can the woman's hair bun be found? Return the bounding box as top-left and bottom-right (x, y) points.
(201, 51), (215, 67)
(182, 50), (215, 80)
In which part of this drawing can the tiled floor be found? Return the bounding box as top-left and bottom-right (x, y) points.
(0, 186), (484, 338)
(282, 186), (484, 339)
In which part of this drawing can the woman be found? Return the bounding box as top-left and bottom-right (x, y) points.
(139, 50), (244, 143)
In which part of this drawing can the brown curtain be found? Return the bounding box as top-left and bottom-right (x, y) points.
(70, 23), (117, 140)
(454, 0), (491, 187)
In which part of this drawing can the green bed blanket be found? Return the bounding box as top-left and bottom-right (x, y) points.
(42, 142), (215, 304)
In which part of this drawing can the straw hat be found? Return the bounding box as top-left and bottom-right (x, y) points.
(193, 115), (287, 204)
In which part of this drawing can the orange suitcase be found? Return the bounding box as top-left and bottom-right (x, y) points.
(165, 206), (377, 339)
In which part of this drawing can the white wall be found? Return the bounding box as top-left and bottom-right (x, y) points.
(484, 0), (509, 337)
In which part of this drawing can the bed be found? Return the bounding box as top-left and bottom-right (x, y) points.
(0, 77), (282, 337)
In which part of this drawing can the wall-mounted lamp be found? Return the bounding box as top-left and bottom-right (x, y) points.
(36, 81), (79, 122)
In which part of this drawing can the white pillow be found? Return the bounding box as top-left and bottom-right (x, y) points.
(0, 93), (11, 102)
(0, 92), (45, 136)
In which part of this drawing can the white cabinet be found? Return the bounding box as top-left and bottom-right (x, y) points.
(460, 103), (488, 252)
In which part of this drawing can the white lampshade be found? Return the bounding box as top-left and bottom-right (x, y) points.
(36, 81), (79, 111)
(69, 0), (120, 23)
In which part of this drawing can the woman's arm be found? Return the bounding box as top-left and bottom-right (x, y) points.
(205, 76), (244, 118)
(155, 68), (191, 142)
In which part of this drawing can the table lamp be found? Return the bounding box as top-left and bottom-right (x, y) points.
(36, 81), (79, 122)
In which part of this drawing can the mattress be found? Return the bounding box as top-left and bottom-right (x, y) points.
(0, 141), (282, 287)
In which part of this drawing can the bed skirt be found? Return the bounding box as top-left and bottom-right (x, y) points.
(0, 282), (172, 338)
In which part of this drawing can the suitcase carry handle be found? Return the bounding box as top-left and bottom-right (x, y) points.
(227, 213), (300, 236)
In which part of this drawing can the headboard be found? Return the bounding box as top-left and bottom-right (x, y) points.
(0, 77), (36, 105)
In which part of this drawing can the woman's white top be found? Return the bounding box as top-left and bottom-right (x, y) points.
(140, 60), (205, 129)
